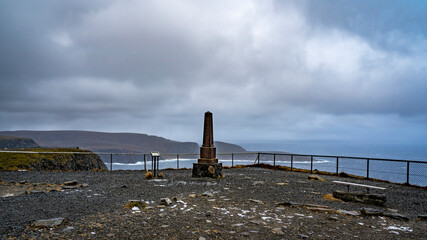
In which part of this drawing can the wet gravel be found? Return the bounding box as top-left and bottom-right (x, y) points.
(1, 168), (426, 239)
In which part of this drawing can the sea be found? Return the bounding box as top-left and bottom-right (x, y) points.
(104, 140), (427, 186)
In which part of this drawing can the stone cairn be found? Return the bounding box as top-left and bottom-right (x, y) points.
(192, 111), (223, 178)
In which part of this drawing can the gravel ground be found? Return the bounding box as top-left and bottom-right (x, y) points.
(1, 168), (426, 239)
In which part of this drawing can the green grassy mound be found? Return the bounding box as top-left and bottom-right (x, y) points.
(0, 148), (107, 171)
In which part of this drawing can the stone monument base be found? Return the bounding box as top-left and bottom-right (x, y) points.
(192, 163), (223, 178)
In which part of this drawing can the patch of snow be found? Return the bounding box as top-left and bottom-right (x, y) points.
(384, 226), (413, 232)
(241, 210), (250, 215)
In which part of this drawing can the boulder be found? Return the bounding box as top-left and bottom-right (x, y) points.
(333, 190), (386, 206)
(32, 217), (65, 228)
(160, 198), (172, 206)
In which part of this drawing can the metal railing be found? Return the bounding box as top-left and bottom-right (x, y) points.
(1, 150), (426, 186)
(255, 152), (427, 187)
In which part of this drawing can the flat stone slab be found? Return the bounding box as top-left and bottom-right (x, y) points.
(384, 212), (409, 221)
(249, 199), (264, 204)
(336, 210), (360, 216)
(306, 207), (334, 213)
(33, 218), (65, 228)
(333, 190), (386, 206)
(360, 208), (384, 216)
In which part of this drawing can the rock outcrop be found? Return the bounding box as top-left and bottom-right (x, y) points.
(0, 136), (39, 149)
(0, 148), (107, 171)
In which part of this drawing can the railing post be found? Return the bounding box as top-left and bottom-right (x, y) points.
(151, 155), (154, 172)
(310, 156), (313, 173)
(273, 154), (276, 167)
(177, 154), (179, 169)
(257, 153), (260, 164)
(144, 154), (146, 171)
(153, 156), (156, 177)
(157, 156), (160, 174)
(291, 155), (293, 171)
(110, 154), (113, 171)
(406, 161), (410, 184)
(366, 158), (370, 179)
(336, 157), (339, 175)
(232, 153), (234, 167)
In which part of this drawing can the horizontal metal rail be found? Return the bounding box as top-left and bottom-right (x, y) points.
(1, 150), (426, 186)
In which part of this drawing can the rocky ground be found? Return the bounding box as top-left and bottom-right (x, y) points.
(0, 168), (426, 239)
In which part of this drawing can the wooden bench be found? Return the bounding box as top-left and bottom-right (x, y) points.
(332, 180), (386, 193)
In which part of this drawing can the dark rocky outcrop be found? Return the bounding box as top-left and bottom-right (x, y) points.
(0, 148), (107, 171)
(0, 136), (39, 149)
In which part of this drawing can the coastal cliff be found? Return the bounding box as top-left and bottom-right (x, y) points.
(0, 136), (40, 149)
(0, 148), (107, 171)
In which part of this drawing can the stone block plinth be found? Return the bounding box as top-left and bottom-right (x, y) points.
(192, 163), (222, 178)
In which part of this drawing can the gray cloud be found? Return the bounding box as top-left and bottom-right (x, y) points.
(1, 0), (426, 142)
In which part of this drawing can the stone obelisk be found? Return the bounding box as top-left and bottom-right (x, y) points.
(192, 111), (223, 178)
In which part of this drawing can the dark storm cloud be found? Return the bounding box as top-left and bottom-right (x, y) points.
(0, 0), (426, 141)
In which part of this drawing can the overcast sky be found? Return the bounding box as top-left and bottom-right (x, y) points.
(1, 0), (426, 144)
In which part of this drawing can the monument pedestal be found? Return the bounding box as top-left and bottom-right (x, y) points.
(192, 163), (223, 178)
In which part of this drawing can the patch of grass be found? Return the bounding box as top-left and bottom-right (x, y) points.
(0, 148), (93, 171)
(145, 171), (153, 179)
(322, 193), (343, 202)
